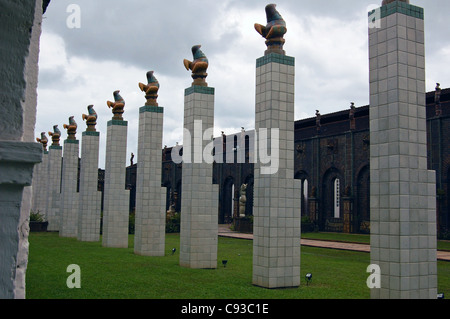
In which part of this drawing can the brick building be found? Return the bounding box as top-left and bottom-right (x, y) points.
(104, 87), (449, 237)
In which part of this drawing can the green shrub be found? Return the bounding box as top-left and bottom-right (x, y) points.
(301, 215), (316, 233)
(166, 212), (180, 233)
(30, 210), (45, 222)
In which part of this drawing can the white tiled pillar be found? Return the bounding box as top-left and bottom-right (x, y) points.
(102, 120), (130, 248)
(368, 1), (437, 299)
(134, 105), (166, 256)
(46, 143), (62, 231)
(78, 131), (101, 242)
(252, 53), (301, 289)
(60, 139), (80, 238)
(179, 86), (219, 269)
(31, 142), (48, 217)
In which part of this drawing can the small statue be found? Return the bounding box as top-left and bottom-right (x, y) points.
(238, 184), (247, 218)
(435, 83), (442, 116)
(166, 190), (178, 215)
(82, 105), (98, 131)
(183, 45), (209, 86)
(315, 110), (321, 133)
(344, 185), (351, 197)
(107, 90), (125, 120)
(63, 116), (77, 140)
(36, 132), (48, 151)
(130, 153), (134, 166)
(435, 83), (442, 104)
(349, 102), (356, 130)
(139, 71), (160, 106)
(254, 4), (287, 55)
(48, 125), (61, 146)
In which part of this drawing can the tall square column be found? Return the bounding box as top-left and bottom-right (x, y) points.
(179, 45), (219, 269)
(78, 106), (102, 241)
(60, 117), (80, 238)
(252, 4), (301, 289)
(134, 71), (167, 256)
(252, 54), (301, 289)
(31, 134), (48, 216)
(102, 91), (130, 248)
(368, 1), (437, 299)
(46, 126), (63, 231)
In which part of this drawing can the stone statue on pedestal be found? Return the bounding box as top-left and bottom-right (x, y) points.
(239, 183), (247, 218)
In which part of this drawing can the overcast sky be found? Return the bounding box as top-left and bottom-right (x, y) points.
(36, 0), (450, 168)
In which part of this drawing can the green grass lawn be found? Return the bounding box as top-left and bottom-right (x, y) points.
(26, 232), (449, 299)
(302, 231), (450, 251)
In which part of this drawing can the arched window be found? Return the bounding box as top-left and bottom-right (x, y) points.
(334, 178), (340, 218)
(301, 179), (308, 216)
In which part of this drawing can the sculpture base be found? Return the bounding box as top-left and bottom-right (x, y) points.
(265, 37), (285, 56)
(191, 72), (208, 87)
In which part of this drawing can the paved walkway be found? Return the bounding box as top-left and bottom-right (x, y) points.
(218, 224), (450, 261)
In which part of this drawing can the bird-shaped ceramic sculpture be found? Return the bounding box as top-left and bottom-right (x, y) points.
(254, 4), (287, 54)
(63, 116), (77, 140)
(138, 71), (160, 106)
(82, 105), (98, 131)
(183, 45), (209, 86)
(36, 132), (48, 151)
(107, 90), (125, 120)
(48, 125), (61, 146)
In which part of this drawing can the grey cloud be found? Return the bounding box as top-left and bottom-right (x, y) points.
(42, 0), (245, 77)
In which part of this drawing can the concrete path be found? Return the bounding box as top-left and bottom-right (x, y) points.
(218, 224), (450, 261)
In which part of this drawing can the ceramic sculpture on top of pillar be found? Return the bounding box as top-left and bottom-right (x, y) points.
(46, 125), (63, 231)
(134, 71), (167, 256)
(254, 3), (287, 55)
(179, 45), (219, 269)
(102, 91), (130, 248)
(60, 116), (80, 238)
(77, 105), (102, 242)
(368, 0), (437, 299)
(252, 4), (301, 289)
